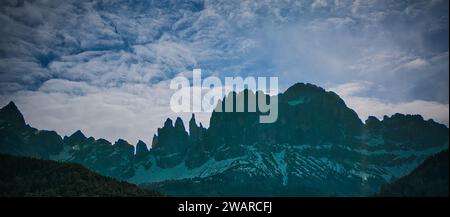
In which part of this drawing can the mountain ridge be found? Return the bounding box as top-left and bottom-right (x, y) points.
(0, 82), (448, 196)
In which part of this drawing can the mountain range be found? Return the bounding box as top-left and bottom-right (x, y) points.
(0, 83), (448, 196)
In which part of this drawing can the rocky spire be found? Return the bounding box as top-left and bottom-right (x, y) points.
(164, 118), (173, 128)
(189, 114), (198, 135)
(114, 139), (134, 157)
(151, 134), (159, 149)
(174, 117), (186, 132)
(0, 101), (26, 125)
(135, 140), (149, 158)
(64, 130), (87, 145)
(151, 117), (189, 168)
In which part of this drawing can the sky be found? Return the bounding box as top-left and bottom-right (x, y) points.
(0, 0), (448, 146)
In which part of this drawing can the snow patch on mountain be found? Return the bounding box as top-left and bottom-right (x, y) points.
(129, 156), (242, 184)
(272, 150), (288, 186)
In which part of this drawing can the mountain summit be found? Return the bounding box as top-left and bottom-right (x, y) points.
(0, 101), (25, 126)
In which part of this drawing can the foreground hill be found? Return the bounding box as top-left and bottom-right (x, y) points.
(0, 154), (163, 197)
(378, 150), (449, 197)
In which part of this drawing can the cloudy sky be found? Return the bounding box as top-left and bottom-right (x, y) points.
(0, 0), (448, 146)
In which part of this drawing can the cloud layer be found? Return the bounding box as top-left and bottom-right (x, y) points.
(0, 0), (448, 145)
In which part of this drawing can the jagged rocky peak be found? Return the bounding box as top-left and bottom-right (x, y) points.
(185, 114), (210, 168)
(70, 130), (86, 139)
(367, 113), (449, 148)
(381, 113), (449, 131)
(114, 139), (135, 156)
(189, 114), (197, 127)
(156, 117), (189, 140)
(135, 140), (149, 158)
(383, 113), (420, 121)
(152, 118), (174, 149)
(189, 114), (198, 136)
(151, 134), (159, 148)
(114, 138), (132, 148)
(151, 117), (189, 168)
(365, 116), (382, 128)
(64, 130), (87, 145)
(381, 113), (437, 126)
(86, 136), (96, 143)
(96, 138), (112, 146)
(163, 118), (173, 128)
(174, 117), (186, 132)
(189, 114), (206, 137)
(0, 101), (26, 125)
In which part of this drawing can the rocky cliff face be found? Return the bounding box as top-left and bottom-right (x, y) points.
(0, 102), (63, 159)
(1, 83), (448, 196)
(134, 83), (449, 196)
(150, 117), (190, 168)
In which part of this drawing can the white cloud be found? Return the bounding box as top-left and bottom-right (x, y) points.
(38, 79), (99, 95)
(328, 81), (371, 97)
(330, 81), (449, 125)
(400, 58), (429, 70)
(311, 0), (330, 11)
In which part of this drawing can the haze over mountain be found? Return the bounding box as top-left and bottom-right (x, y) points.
(1, 83), (448, 196)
